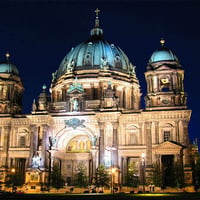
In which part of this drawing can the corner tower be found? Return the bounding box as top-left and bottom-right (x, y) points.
(144, 39), (187, 110)
(0, 53), (24, 114)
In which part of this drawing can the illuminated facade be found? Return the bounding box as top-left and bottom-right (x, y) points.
(0, 10), (192, 191)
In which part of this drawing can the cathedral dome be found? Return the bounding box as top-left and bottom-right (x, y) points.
(55, 10), (135, 80)
(148, 39), (178, 63)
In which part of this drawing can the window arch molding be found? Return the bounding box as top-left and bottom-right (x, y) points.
(125, 124), (139, 145)
(160, 123), (174, 143)
(17, 128), (29, 147)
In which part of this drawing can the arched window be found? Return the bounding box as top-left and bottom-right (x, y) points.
(67, 135), (91, 152)
(161, 123), (173, 142)
(126, 125), (138, 145)
(19, 135), (26, 147)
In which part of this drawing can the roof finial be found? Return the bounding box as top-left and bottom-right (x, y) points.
(94, 8), (100, 28)
(160, 38), (165, 47)
(42, 84), (47, 90)
(5, 51), (10, 61)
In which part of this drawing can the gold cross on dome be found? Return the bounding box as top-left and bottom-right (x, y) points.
(95, 8), (100, 18)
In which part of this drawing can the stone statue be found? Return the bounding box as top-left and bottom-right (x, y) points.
(49, 136), (56, 147)
(67, 59), (75, 73)
(101, 57), (109, 70)
(73, 99), (79, 111)
(32, 153), (40, 168)
(92, 135), (97, 146)
(129, 63), (136, 75)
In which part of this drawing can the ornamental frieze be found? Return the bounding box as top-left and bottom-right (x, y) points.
(65, 118), (86, 129)
(142, 110), (191, 120)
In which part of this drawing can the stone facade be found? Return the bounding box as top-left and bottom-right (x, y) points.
(0, 13), (192, 191)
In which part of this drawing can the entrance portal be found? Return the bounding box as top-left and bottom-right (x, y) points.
(161, 155), (175, 188)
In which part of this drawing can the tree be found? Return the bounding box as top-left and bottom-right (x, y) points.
(125, 162), (139, 187)
(75, 162), (88, 187)
(152, 163), (163, 187)
(95, 164), (110, 188)
(51, 163), (65, 190)
(5, 170), (24, 191)
(191, 146), (200, 190)
(174, 162), (184, 188)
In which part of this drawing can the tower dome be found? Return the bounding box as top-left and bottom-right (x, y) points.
(145, 39), (186, 111)
(147, 39), (181, 70)
(149, 48), (178, 63)
(54, 9), (136, 81)
(0, 52), (24, 115)
(0, 53), (19, 75)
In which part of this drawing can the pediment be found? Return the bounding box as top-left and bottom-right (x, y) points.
(67, 88), (84, 94)
(153, 141), (184, 154)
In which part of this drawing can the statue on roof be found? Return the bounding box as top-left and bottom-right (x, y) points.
(101, 57), (109, 70)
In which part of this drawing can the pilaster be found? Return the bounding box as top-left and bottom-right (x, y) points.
(98, 121), (105, 165)
(112, 122), (119, 167)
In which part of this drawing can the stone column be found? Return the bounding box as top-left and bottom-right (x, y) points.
(182, 120), (190, 165)
(119, 88), (124, 108)
(112, 122), (119, 167)
(91, 83), (94, 100)
(98, 122), (105, 165)
(131, 87), (135, 110)
(91, 149), (97, 183)
(99, 81), (103, 100)
(41, 124), (49, 169)
(175, 121), (180, 143)
(152, 75), (158, 93)
(121, 156), (128, 185)
(29, 125), (37, 167)
(145, 122), (152, 167)
(123, 88), (126, 108)
(155, 121), (159, 144)
(138, 123), (143, 145)
(3, 126), (11, 167)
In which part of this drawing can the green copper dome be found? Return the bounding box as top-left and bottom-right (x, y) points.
(55, 10), (135, 80)
(149, 48), (178, 63)
(56, 39), (133, 77)
(149, 39), (178, 63)
(0, 62), (19, 75)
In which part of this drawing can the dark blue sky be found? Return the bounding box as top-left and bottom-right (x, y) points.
(0, 0), (199, 142)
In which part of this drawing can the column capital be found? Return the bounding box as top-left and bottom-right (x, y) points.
(182, 120), (188, 127)
(29, 124), (37, 132)
(98, 121), (105, 129)
(145, 121), (152, 129)
(42, 124), (49, 132)
(112, 121), (119, 129)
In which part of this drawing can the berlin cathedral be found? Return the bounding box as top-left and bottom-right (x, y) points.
(0, 9), (193, 191)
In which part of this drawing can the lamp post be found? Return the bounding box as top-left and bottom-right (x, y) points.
(47, 149), (53, 191)
(105, 146), (116, 193)
(11, 168), (16, 193)
(141, 153), (145, 192)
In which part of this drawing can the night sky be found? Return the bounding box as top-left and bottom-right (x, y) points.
(0, 0), (199, 143)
